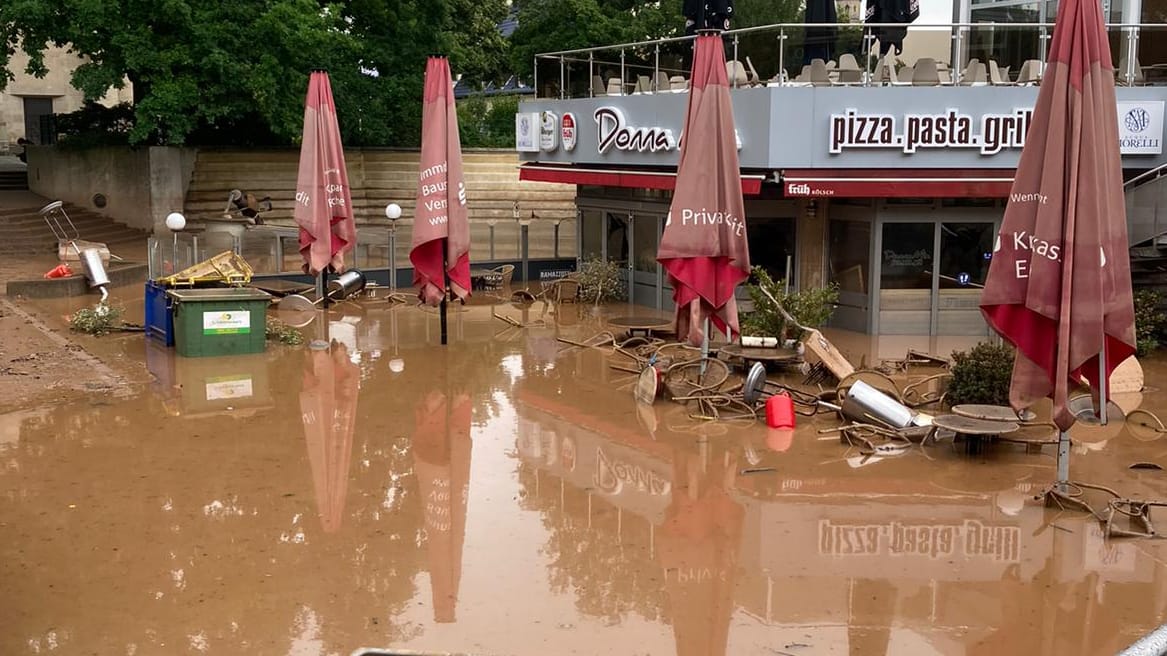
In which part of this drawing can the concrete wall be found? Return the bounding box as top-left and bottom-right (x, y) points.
(25, 145), (196, 233)
(0, 45), (132, 151)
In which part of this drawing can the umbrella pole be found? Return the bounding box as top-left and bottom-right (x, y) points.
(700, 317), (710, 376)
(1056, 430), (1070, 492)
(1099, 347), (1108, 425)
(440, 240), (449, 346)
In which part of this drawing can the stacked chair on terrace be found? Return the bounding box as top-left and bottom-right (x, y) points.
(836, 54), (863, 84)
(632, 75), (652, 94)
(1015, 60), (1043, 85)
(605, 78), (624, 95)
(654, 71), (670, 92)
(911, 58), (941, 86)
(809, 59), (832, 87)
(670, 75), (688, 91)
(988, 60), (1012, 85)
(592, 75), (607, 97)
(958, 58), (987, 85)
(726, 60), (750, 87)
(746, 57), (764, 86)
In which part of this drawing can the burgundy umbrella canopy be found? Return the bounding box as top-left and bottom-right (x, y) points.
(300, 343), (360, 533)
(657, 33), (751, 346)
(411, 56), (472, 308)
(980, 0), (1135, 432)
(294, 71), (356, 276)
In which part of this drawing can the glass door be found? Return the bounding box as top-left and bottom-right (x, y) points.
(631, 213), (663, 308)
(936, 222), (994, 336)
(878, 222), (935, 335)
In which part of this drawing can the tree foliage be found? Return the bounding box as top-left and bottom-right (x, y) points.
(1, 0), (511, 147)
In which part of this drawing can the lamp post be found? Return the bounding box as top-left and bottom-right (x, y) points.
(165, 211), (186, 273)
(385, 203), (402, 293)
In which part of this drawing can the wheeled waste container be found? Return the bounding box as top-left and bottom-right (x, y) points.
(167, 288), (272, 357)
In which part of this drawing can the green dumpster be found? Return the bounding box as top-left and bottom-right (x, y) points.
(167, 288), (272, 358)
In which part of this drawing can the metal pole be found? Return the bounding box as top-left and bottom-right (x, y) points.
(553, 221), (560, 259)
(654, 44), (660, 91)
(533, 56), (539, 98)
(589, 53), (594, 97)
(620, 49), (626, 95)
(1056, 430), (1070, 492)
(1099, 347), (1108, 424)
(559, 56), (566, 100)
(521, 222), (530, 287)
(489, 223), (496, 260)
(440, 240), (449, 345)
(733, 35), (740, 88)
(778, 30), (787, 84)
(701, 317), (710, 376)
(389, 225), (397, 292)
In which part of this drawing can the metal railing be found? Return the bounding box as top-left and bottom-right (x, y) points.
(533, 21), (1165, 97)
(160, 219), (579, 277)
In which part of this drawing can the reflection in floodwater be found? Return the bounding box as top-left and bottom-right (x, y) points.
(2, 300), (1167, 654)
(412, 389), (473, 623)
(301, 341), (360, 533)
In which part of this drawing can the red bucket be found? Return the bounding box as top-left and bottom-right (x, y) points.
(765, 393), (796, 429)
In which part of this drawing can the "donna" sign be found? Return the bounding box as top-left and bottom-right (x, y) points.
(594, 106), (677, 154)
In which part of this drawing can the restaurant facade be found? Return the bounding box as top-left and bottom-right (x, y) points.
(515, 64), (1167, 336)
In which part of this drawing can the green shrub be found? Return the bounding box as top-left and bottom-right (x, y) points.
(69, 304), (124, 336)
(576, 257), (627, 303)
(265, 318), (304, 346)
(741, 267), (839, 341)
(1134, 288), (1167, 356)
(946, 341), (1015, 406)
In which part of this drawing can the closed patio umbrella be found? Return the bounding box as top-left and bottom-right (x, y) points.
(411, 56), (472, 345)
(979, 0), (1136, 487)
(294, 71), (356, 282)
(657, 32), (751, 347)
(865, 0), (919, 57)
(803, 0), (839, 66)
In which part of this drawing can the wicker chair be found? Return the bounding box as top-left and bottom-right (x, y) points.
(484, 264), (514, 290)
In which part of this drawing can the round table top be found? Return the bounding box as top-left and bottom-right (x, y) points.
(951, 404), (1023, 422)
(608, 316), (673, 329)
(720, 343), (801, 361)
(932, 414), (1020, 435)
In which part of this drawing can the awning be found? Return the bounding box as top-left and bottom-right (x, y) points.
(781, 169), (1015, 198)
(519, 163), (766, 195)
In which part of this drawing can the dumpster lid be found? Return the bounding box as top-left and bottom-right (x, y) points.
(167, 288), (272, 302)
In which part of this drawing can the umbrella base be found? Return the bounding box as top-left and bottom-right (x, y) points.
(1038, 480), (1166, 539)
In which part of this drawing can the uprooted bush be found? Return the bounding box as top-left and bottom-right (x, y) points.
(577, 258), (627, 304)
(741, 267), (839, 341)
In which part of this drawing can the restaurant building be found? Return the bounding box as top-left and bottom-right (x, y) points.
(514, 10), (1167, 337)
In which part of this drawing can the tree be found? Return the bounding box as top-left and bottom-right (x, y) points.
(508, 0), (684, 86)
(1, 0), (514, 147)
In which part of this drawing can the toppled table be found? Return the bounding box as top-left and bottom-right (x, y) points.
(607, 316), (673, 339)
(951, 404), (1053, 453)
(932, 413), (1020, 455)
(720, 343), (802, 370)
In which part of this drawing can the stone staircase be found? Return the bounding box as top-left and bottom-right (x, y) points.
(0, 170), (29, 191)
(183, 149), (578, 262)
(0, 198), (151, 256)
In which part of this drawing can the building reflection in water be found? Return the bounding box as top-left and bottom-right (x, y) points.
(512, 348), (1167, 656)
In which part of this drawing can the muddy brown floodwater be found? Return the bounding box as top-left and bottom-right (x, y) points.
(2, 286), (1167, 655)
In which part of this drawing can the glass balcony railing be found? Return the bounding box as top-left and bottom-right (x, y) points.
(530, 22), (1167, 99)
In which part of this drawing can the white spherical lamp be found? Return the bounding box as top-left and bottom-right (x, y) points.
(165, 212), (186, 231)
(385, 203), (402, 221)
(389, 358), (405, 373)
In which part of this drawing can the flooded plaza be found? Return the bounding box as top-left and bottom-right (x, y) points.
(2, 287), (1167, 655)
